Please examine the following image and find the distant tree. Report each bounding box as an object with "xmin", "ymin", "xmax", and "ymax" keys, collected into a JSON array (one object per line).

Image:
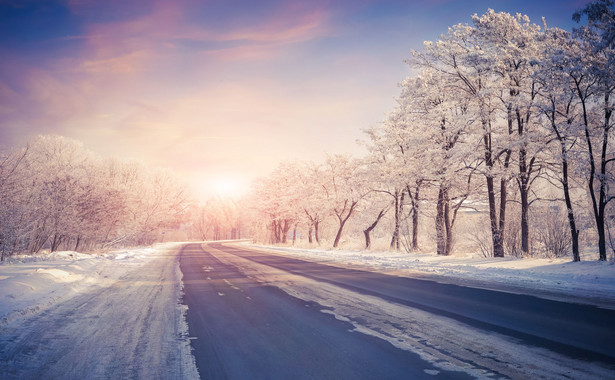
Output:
[
  {"xmin": 250, "ymin": 162, "xmax": 303, "ymax": 244},
  {"xmin": 322, "ymin": 155, "xmax": 368, "ymax": 248},
  {"xmin": 297, "ymin": 162, "xmax": 329, "ymax": 245},
  {"xmin": 0, "ymin": 146, "xmax": 29, "ymax": 260}
]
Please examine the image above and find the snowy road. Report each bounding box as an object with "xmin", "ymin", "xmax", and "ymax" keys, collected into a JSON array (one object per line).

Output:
[
  {"xmin": 1, "ymin": 243, "xmax": 614, "ymax": 379},
  {"xmin": 185, "ymin": 242, "xmax": 615, "ymax": 379}
]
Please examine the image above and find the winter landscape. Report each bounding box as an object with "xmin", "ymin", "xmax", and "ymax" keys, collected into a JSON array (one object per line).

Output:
[{"xmin": 1, "ymin": 0, "xmax": 615, "ymax": 379}]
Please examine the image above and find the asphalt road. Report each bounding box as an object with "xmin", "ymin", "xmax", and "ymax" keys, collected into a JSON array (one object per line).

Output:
[
  {"xmin": 179, "ymin": 243, "xmax": 472, "ymax": 380},
  {"xmin": 179, "ymin": 242, "xmax": 615, "ymax": 379}
]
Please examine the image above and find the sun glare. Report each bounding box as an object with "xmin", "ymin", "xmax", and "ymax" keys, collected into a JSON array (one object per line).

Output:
[{"xmin": 213, "ymin": 178, "xmax": 241, "ymax": 197}]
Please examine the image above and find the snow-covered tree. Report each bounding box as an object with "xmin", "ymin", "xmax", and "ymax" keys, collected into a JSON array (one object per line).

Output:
[
  {"xmin": 410, "ymin": 17, "xmax": 509, "ymax": 256},
  {"xmin": 571, "ymin": 0, "xmax": 615, "ymax": 261},
  {"xmin": 250, "ymin": 162, "xmax": 304, "ymax": 244},
  {"xmin": 322, "ymin": 155, "xmax": 369, "ymax": 248},
  {"xmin": 535, "ymin": 26, "xmax": 585, "ymax": 261}
]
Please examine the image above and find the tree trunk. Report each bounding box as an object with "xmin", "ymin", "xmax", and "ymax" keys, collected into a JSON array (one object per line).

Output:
[
  {"xmin": 444, "ymin": 196, "xmax": 453, "ymax": 255},
  {"xmin": 576, "ymin": 84, "xmax": 610, "ymax": 261},
  {"xmin": 484, "ymin": 127, "xmax": 506, "ymax": 258},
  {"xmin": 412, "ymin": 209, "xmax": 419, "ymax": 250},
  {"xmin": 292, "ymin": 223, "xmax": 298, "ymax": 246},
  {"xmin": 333, "ymin": 201, "xmax": 358, "ymax": 248},
  {"xmin": 390, "ymin": 190, "xmax": 404, "ymax": 250},
  {"xmin": 364, "ymin": 208, "xmax": 388, "ymax": 250},
  {"xmin": 281, "ymin": 220, "xmax": 291, "ymax": 244},
  {"xmin": 436, "ymin": 185, "xmax": 446, "ymax": 255},
  {"xmin": 333, "ymin": 217, "xmax": 346, "ymax": 248},
  {"xmin": 486, "ymin": 175, "xmax": 504, "ymax": 258},
  {"xmin": 51, "ymin": 233, "xmax": 63, "ymax": 252},
  {"xmin": 519, "ymin": 148, "xmax": 530, "ymax": 256},
  {"xmin": 552, "ymin": 115, "xmax": 581, "ymax": 261},
  {"xmin": 407, "ymin": 183, "xmax": 421, "ymax": 251}
]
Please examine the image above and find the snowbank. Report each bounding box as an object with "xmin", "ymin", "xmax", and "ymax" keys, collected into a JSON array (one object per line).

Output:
[
  {"xmin": 245, "ymin": 244, "xmax": 615, "ymax": 309},
  {"xmin": 0, "ymin": 243, "xmax": 178, "ymax": 325}
]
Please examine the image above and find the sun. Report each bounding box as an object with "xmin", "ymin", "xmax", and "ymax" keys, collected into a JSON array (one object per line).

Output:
[{"xmin": 213, "ymin": 178, "xmax": 241, "ymax": 197}]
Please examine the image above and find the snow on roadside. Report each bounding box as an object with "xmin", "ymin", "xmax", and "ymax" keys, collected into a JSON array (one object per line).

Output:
[
  {"xmin": 0, "ymin": 242, "xmax": 200, "ymax": 379},
  {"xmin": 0, "ymin": 243, "xmax": 175, "ymax": 325},
  {"xmin": 245, "ymin": 243, "xmax": 615, "ymax": 308}
]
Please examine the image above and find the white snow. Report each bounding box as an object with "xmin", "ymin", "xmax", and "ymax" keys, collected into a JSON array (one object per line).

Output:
[
  {"xmin": 1, "ymin": 247, "xmax": 151, "ymax": 325},
  {"xmin": 0, "ymin": 243, "xmax": 199, "ymax": 379},
  {"xmin": 245, "ymin": 243, "xmax": 615, "ymax": 309}
]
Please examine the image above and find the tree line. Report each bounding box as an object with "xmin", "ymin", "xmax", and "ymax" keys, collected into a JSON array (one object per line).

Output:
[
  {"xmin": 246, "ymin": 2, "xmax": 615, "ymax": 261},
  {"xmin": 0, "ymin": 135, "xmax": 189, "ymax": 261}
]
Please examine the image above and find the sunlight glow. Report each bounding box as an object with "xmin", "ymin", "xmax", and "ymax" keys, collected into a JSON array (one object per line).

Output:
[{"xmin": 213, "ymin": 178, "xmax": 242, "ymax": 197}]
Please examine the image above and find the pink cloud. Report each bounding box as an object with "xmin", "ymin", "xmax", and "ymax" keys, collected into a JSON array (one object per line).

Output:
[
  {"xmin": 78, "ymin": 50, "xmax": 151, "ymax": 74},
  {"xmin": 63, "ymin": 0, "xmax": 334, "ymax": 74},
  {"xmin": 224, "ymin": 7, "xmax": 331, "ymax": 44}
]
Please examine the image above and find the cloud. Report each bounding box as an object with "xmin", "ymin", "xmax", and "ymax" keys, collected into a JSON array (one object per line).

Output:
[
  {"xmin": 63, "ymin": 0, "xmax": 334, "ymax": 74},
  {"xmin": 77, "ymin": 50, "xmax": 150, "ymax": 74}
]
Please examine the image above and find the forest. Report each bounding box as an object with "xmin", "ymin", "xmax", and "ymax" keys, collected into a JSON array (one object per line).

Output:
[
  {"xmin": 0, "ymin": 2, "xmax": 613, "ymax": 262},
  {"xmin": 0, "ymin": 135, "xmax": 189, "ymax": 261}
]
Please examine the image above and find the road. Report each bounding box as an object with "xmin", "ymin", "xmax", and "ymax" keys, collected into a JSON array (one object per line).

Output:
[
  {"xmin": 181, "ymin": 242, "xmax": 615, "ymax": 379},
  {"xmin": 1, "ymin": 243, "xmax": 613, "ymax": 379}
]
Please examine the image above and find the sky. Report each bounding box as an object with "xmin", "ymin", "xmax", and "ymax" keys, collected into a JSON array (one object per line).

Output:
[{"xmin": 0, "ymin": 0, "xmax": 593, "ymax": 201}]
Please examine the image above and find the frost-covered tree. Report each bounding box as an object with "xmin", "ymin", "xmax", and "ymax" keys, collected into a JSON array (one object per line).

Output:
[
  {"xmin": 364, "ymin": 111, "xmax": 410, "ymax": 251},
  {"xmin": 190, "ymin": 197, "xmax": 242, "ymax": 241},
  {"xmin": 322, "ymin": 155, "xmax": 368, "ymax": 248},
  {"xmin": 0, "ymin": 135, "xmax": 190, "ymax": 255},
  {"xmin": 571, "ymin": 0, "xmax": 615, "ymax": 261},
  {"xmin": 411, "ymin": 18, "xmax": 509, "ymax": 257},
  {"xmin": 250, "ymin": 162, "xmax": 304, "ymax": 244},
  {"xmin": 365, "ymin": 102, "xmax": 430, "ymax": 251},
  {"xmin": 0, "ymin": 146, "xmax": 30, "ymax": 260},
  {"xmin": 296, "ymin": 161, "xmax": 329, "ymax": 245},
  {"xmin": 472, "ymin": 11, "xmax": 550, "ymax": 256},
  {"xmin": 397, "ymin": 72, "xmax": 478, "ymax": 255},
  {"xmin": 535, "ymin": 26, "xmax": 585, "ymax": 261}
]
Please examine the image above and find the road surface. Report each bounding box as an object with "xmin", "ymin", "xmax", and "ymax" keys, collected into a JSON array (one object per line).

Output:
[
  {"xmin": 181, "ymin": 242, "xmax": 615, "ymax": 379},
  {"xmin": 1, "ymin": 242, "xmax": 613, "ymax": 379},
  {"xmin": 180, "ymin": 243, "xmax": 472, "ymax": 379}
]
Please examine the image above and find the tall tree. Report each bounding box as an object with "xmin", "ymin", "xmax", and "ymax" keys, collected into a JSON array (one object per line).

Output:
[
  {"xmin": 536, "ymin": 26, "xmax": 583, "ymax": 261},
  {"xmin": 572, "ymin": 0, "xmax": 615, "ymax": 260},
  {"xmin": 473, "ymin": 10, "xmax": 549, "ymax": 256},
  {"xmin": 411, "ymin": 18, "xmax": 508, "ymax": 257}
]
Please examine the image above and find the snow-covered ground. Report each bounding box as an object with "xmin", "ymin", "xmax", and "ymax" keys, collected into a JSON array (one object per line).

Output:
[
  {"xmin": 246, "ymin": 243, "xmax": 615, "ymax": 309},
  {"xmin": 0, "ymin": 243, "xmax": 199, "ymax": 379}
]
